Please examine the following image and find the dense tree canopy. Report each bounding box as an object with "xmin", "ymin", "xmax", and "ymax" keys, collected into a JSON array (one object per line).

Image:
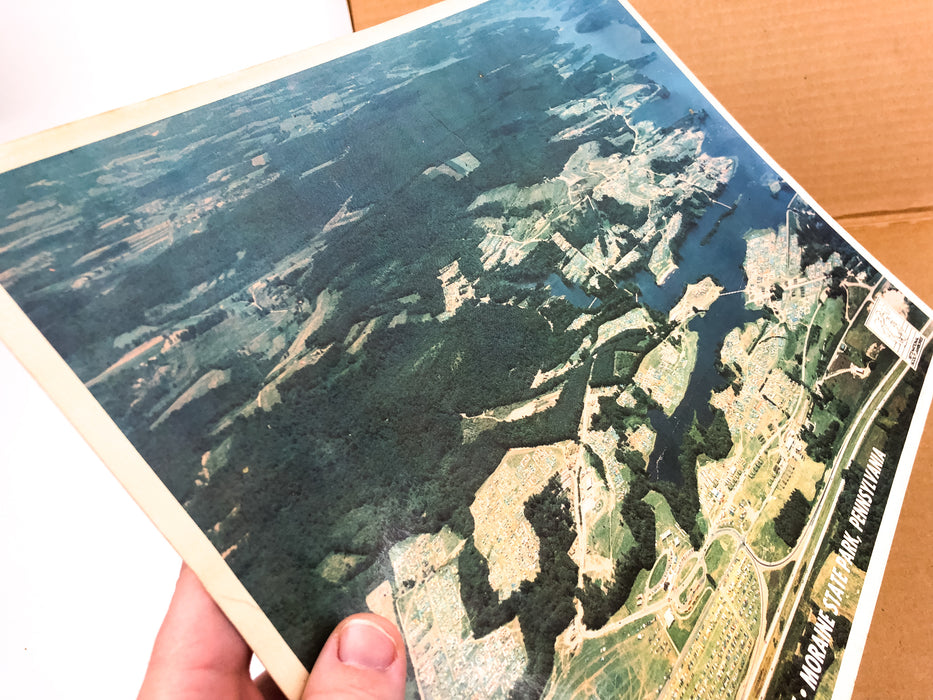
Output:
[{"xmin": 774, "ymin": 489, "xmax": 811, "ymax": 547}]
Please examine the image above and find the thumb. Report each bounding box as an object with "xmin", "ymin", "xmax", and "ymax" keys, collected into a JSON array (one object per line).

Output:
[{"xmin": 302, "ymin": 613, "xmax": 407, "ymax": 700}]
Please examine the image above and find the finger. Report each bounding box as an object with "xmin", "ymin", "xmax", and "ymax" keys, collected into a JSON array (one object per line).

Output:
[
  {"xmin": 302, "ymin": 613, "xmax": 407, "ymax": 700},
  {"xmin": 254, "ymin": 671, "xmax": 289, "ymax": 700},
  {"xmin": 138, "ymin": 563, "xmax": 259, "ymax": 699}
]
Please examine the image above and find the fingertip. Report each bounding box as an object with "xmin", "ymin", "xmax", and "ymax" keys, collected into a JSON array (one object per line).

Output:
[
  {"xmin": 303, "ymin": 614, "xmax": 407, "ymax": 700},
  {"xmin": 337, "ymin": 616, "xmax": 400, "ymax": 670}
]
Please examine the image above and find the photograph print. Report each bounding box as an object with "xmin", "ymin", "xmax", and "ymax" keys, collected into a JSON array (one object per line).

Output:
[{"xmin": 1, "ymin": 0, "xmax": 931, "ymax": 698}]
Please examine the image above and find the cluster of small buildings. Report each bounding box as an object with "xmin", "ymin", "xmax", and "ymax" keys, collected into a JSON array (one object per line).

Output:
[
  {"xmin": 392, "ymin": 531, "xmax": 529, "ymax": 698},
  {"xmin": 743, "ymin": 222, "xmax": 842, "ymax": 327},
  {"xmin": 667, "ymin": 553, "xmax": 759, "ymax": 699},
  {"xmin": 761, "ymin": 369, "xmax": 799, "ymax": 415},
  {"xmin": 712, "ymin": 328, "xmax": 787, "ymax": 437},
  {"xmin": 744, "ymin": 225, "xmax": 800, "ymax": 308},
  {"xmin": 634, "ymin": 331, "xmax": 693, "ymax": 414},
  {"xmin": 779, "ymin": 276, "xmax": 825, "ymax": 326},
  {"xmin": 698, "ymin": 461, "xmax": 732, "ymax": 523},
  {"xmin": 470, "ymin": 445, "xmax": 572, "ymax": 598}
]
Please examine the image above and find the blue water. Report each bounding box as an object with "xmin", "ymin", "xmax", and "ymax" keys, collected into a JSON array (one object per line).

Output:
[
  {"xmin": 632, "ymin": 160, "xmax": 789, "ymax": 481},
  {"xmin": 541, "ymin": 4, "xmax": 794, "ymax": 482},
  {"xmin": 547, "ymin": 273, "xmax": 601, "ymax": 309},
  {"xmin": 632, "ymin": 158, "xmax": 790, "ymax": 481},
  {"xmin": 647, "ymin": 295, "xmax": 763, "ymax": 480}
]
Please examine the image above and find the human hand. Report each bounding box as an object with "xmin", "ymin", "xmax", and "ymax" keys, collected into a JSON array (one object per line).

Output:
[{"xmin": 138, "ymin": 564, "xmax": 407, "ymax": 700}]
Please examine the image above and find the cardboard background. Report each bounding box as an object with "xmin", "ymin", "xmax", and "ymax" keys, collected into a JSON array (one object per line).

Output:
[{"xmin": 345, "ymin": 1, "xmax": 933, "ymax": 696}]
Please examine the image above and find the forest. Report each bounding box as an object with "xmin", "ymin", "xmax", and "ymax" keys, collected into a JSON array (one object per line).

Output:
[
  {"xmin": 576, "ymin": 469, "xmax": 656, "ymax": 630},
  {"xmin": 458, "ymin": 476, "xmax": 579, "ymax": 699},
  {"xmin": 773, "ymin": 489, "xmax": 811, "ymax": 548},
  {"xmin": 108, "ymin": 18, "xmax": 665, "ymax": 666},
  {"xmin": 656, "ymin": 408, "xmax": 732, "ymax": 549}
]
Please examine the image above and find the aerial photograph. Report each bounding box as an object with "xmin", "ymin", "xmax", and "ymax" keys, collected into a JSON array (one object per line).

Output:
[{"xmin": 0, "ymin": 0, "xmax": 930, "ymax": 697}]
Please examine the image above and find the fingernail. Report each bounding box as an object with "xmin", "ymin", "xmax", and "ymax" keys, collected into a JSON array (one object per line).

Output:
[{"xmin": 337, "ymin": 619, "xmax": 398, "ymax": 670}]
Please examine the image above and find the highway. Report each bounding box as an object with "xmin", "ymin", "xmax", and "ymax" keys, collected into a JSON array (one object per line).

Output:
[{"xmin": 659, "ymin": 283, "xmax": 929, "ymax": 699}]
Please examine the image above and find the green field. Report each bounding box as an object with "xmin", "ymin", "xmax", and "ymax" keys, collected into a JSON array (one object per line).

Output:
[
  {"xmin": 855, "ymin": 424, "xmax": 888, "ymax": 466},
  {"xmin": 748, "ymin": 517, "xmax": 790, "ymax": 563},
  {"xmin": 642, "ymin": 490, "xmax": 679, "ymax": 541},
  {"xmin": 736, "ymin": 449, "xmax": 780, "ymax": 521},
  {"xmin": 676, "ymin": 564, "xmax": 704, "ymax": 606},
  {"xmin": 591, "ymin": 499, "xmax": 633, "ymax": 561},
  {"xmin": 764, "ymin": 563, "xmax": 792, "ymax": 627},
  {"xmin": 811, "ymin": 405, "xmax": 841, "ymax": 434},
  {"xmin": 548, "ymin": 614, "xmax": 676, "ymax": 700},
  {"xmin": 843, "ymin": 285, "xmax": 870, "ymax": 321},
  {"xmin": 842, "ymin": 321, "xmax": 876, "ymax": 356},
  {"xmin": 621, "ymin": 569, "xmax": 651, "ymax": 617},
  {"xmin": 825, "ymin": 369, "xmax": 868, "ymax": 406},
  {"xmin": 781, "ymin": 326, "xmax": 801, "ymax": 361},
  {"xmin": 669, "ymin": 586, "xmax": 713, "ymax": 651},
  {"xmin": 673, "ymin": 552, "xmax": 700, "ymax": 593},
  {"xmin": 804, "ymin": 296, "xmax": 846, "ymax": 385},
  {"xmin": 649, "ymin": 553, "xmax": 668, "ymax": 588},
  {"xmin": 704, "ymin": 534, "xmax": 737, "ymax": 585}
]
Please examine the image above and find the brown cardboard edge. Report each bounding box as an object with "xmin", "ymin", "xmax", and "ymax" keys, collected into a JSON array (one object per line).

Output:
[
  {"xmin": 349, "ymin": 0, "xmax": 441, "ymax": 29},
  {"xmin": 1, "ymin": 0, "xmax": 931, "ymax": 697},
  {"xmin": 0, "ymin": 0, "xmax": 486, "ymax": 173}
]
